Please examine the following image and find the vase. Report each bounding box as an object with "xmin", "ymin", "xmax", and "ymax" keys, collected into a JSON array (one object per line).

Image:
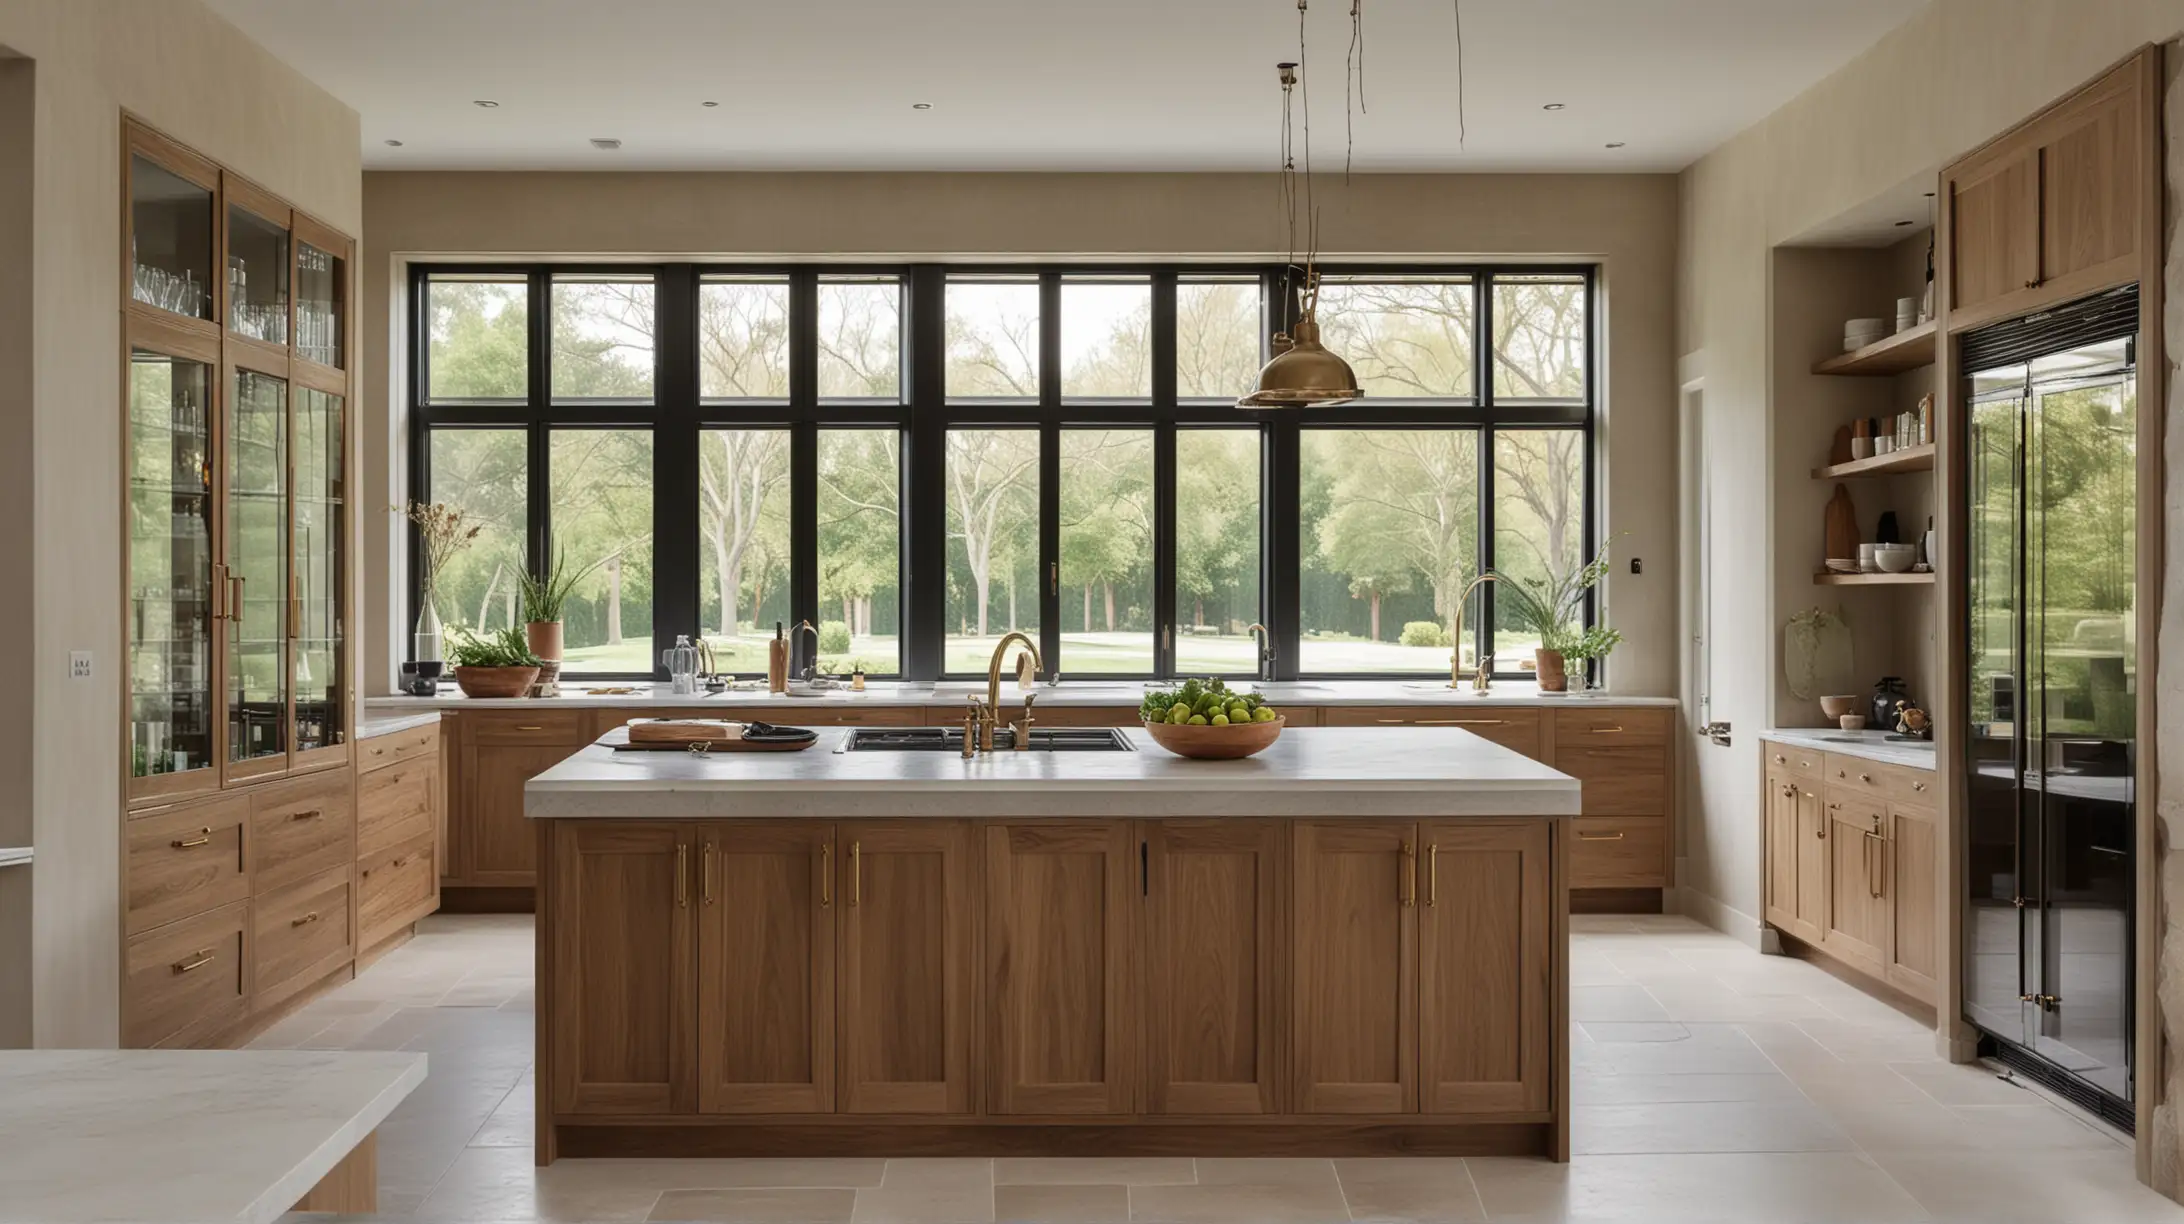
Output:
[
  {"xmin": 413, "ymin": 598, "xmax": 443, "ymax": 664},
  {"xmin": 526, "ymin": 621, "xmax": 564, "ymax": 695},
  {"xmin": 1535, "ymin": 648, "xmax": 1569, "ymax": 692}
]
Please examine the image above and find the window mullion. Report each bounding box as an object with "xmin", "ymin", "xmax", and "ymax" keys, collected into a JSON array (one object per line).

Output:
[
  {"xmin": 789, "ymin": 271, "xmax": 820, "ymax": 674},
  {"xmin": 903, "ymin": 266, "xmax": 947, "ymax": 682},
  {"xmin": 651, "ymin": 265, "xmax": 700, "ymax": 680},
  {"xmin": 1476, "ymin": 272, "xmax": 1498, "ymax": 677},
  {"xmin": 1037, "ymin": 274, "xmax": 1061, "ymax": 674},
  {"xmin": 1151, "ymin": 272, "xmax": 1178, "ymax": 678}
]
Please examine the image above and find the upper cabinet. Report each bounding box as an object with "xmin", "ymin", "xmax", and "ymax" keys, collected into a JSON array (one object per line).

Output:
[
  {"xmin": 1945, "ymin": 49, "xmax": 2157, "ymax": 328},
  {"xmin": 123, "ymin": 120, "xmax": 354, "ymax": 805}
]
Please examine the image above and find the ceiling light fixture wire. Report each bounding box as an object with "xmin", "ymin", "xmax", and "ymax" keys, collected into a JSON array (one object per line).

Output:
[
  {"xmin": 1297, "ymin": 0, "xmax": 1319, "ymax": 281},
  {"xmin": 1345, "ymin": 0, "xmax": 1366, "ymax": 181},
  {"xmin": 1452, "ymin": 0, "xmax": 1467, "ymax": 148}
]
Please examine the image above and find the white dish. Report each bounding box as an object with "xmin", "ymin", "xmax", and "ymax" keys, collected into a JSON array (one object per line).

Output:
[
  {"xmin": 1824, "ymin": 558, "xmax": 1861, "ymax": 574},
  {"xmin": 1874, "ymin": 550, "xmax": 1917, "ymax": 574}
]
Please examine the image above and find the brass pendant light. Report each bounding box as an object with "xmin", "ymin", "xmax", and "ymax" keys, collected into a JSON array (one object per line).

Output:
[{"xmin": 1238, "ymin": 6, "xmax": 1362, "ymax": 409}]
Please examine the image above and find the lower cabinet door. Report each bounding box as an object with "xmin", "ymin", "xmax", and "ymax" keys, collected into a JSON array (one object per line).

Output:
[
  {"xmin": 1418, "ymin": 821, "xmax": 1553, "ymax": 1114},
  {"xmin": 1886, "ymin": 803, "xmax": 1939, "ymax": 1003},
  {"xmin": 1292, "ymin": 821, "xmax": 1417, "ymax": 1114},
  {"xmin": 837, "ymin": 821, "xmax": 975, "ymax": 1115},
  {"xmin": 548, "ymin": 822, "xmax": 696, "ymax": 1116},
  {"xmin": 1144, "ymin": 820, "xmax": 1284, "ymax": 1115},
  {"xmin": 985, "ymin": 821, "xmax": 1137, "ymax": 1115},
  {"xmin": 1793, "ymin": 785, "xmax": 1830, "ymax": 943},
  {"xmin": 697, "ymin": 822, "xmax": 835, "ymax": 1114},
  {"xmin": 1822, "ymin": 798, "xmax": 1888, "ymax": 973},
  {"xmin": 468, "ymin": 743, "xmax": 581, "ymax": 887},
  {"xmin": 1763, "ymin": 773, "xmax": 1800, "ymax": 931}
]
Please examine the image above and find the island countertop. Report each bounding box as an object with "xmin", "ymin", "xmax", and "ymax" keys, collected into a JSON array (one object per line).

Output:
[{"xmin": 526, "ymin": 724, "xmax": 1580, "ymax": 819}]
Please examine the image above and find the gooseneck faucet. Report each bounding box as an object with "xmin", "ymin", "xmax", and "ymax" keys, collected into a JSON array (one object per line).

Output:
[
  {"xmin": 793, "ymin": 619, "xmax": 821, "ymax": 682},
  {"xmin": 980, "ymin": 631, "xmax": 1044, "ymax": 753},
  {"xmin": 1449, "ymin": 574, "xmax": 1497, "ymax": 691},
  {"xmin": 1246, "ymin": 622, "xmax": 1275, "ymax": 682}
]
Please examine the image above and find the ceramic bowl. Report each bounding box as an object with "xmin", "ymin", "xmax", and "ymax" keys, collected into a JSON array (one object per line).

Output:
[
  {"xmin": 1874, "ymin": 545, "xmax": 1917, "ymax": 573},
  {"xmin": 1141, "ymin": 715, "xmax": 1285, "ymax": 760},
  {"xmin": 1819, "ymin": 694, "xmax": 1861, "ymax": 719},
  {"xmin": 1838, "ymin": 714, "xmax": 1868, "ymax": 731}
]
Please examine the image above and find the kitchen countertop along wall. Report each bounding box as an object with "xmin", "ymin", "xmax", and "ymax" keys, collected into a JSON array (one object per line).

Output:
[
  {"xmin": 1762, "ymin": 727, "xmax": 1935, "ymax": 772},
  {"xmin": 366, "ymin": 680, "xmax": 1681, "ymax": 713}
]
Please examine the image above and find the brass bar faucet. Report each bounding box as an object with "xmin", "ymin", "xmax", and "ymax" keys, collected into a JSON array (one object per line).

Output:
[
  {"xmin": 793, "ymin": 619, "xmax": 821, "ymax": 682},
  {"xmin": 981, "ymin": 631, "xmax": 1043, "ymax": 753},
  {"xmin": 1245, "ymin": 622, "xmax": 1275, "ymax": 682},
  {"xmin": 1449, "ymin": 574, "xmax": 1497, "ymax": 691}
]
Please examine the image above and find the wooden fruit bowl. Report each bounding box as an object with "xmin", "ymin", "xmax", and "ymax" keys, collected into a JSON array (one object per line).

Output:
[
  {"xmin": 1141, "ymin": 715, "xmax": 1285, "ymax": 760},
  {"xmin": 453, "ymin": 665, "xmax": 541, "ymax": 699}
]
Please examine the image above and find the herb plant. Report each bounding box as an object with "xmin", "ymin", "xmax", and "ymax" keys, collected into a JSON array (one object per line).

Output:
[
  {"xmin": 447, "ymin": 626, "xmax": 545, "ymax": 669},
  {"xmin": 517, "ymin": 549, "xmax": 605, "ymax": 624}
]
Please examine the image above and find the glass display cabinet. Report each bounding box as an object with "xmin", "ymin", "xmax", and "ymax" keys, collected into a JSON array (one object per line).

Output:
[{"xmin": 122, "ymin": 121, "xmax": 354, "ymax": 804}]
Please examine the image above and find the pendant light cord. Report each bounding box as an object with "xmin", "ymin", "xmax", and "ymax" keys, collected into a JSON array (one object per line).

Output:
[
  {"xmin": 1298, "ymin": 0, "xmax": 1318, "ymax": 307},
  {"xmin": 1345, "ymin": 0, "xmax": 1365, "ymax": 181},
  {"xmin": 1452, "ymin": 0, "xmax": 1467, "ymax": 148}
]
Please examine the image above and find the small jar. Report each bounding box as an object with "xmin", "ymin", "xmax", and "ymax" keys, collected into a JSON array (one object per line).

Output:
[{"xmin": 851, "ymin": 669, "xmax": 867, "ymax": 693}]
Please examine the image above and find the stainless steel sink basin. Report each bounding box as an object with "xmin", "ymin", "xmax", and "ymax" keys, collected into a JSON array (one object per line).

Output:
[{"xmin": 839, "ymin": 727, "xmax": 1135, "ymax": 753}]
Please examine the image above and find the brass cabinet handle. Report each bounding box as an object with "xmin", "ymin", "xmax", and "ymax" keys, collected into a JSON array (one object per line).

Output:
[
  {"xmin": 515, "ymin": 724, "xmax": 544, "ymax": 732},
  {"xmin": 676, "ymin": 843, "xmax": 689, "ymax": 908},
  {"xmin": 1400, "ymin": 841, "xmax": 1416, "ymax": 907},
  {"xmin": 2025, "ymin": 278, "xmax": 2043, "ymax": 290},
  {"xmin": 229, "ymin": 574, "xmax": 245, "ymax": 618},
  {"xmin": 1426, "ymin": 843, "xmax": 1438, "ymax": 907},
  {"xmin": 1416, "ymin": 718, "xmax": 1507, "ymax": 726},
  {"xmin": 172, "ymin": 949, "xmax": 215, "ymax": 974},
  {"xmin": 820, "ymin": 843, "xmax": 832, "ymax": 907},
  {"xmin": 290, "ymin": 808, "xmax": 323, "ymax": 822},
  {"xmin": 1773, "ymin": 753, "xmax": 1786, "ymax": 764},
  {"xmin": 291, "ymin": 911, "xmax": 320, "ymax": 927},
  {"xmin": 170, "ymin": 827, "xmax": 214, "ymax": 849},
  {"xmin": 370, "ymin": 746, "xmax": 386, "ymax": 756},
  {"xmin": 1800, "ymin": 759, "xmax": 1814, "ymax": 769},
  {"xmin": 1859, "ymin": 773, "xmax": 1873, "ymax": 784},
  {"xmin": 849, "ymin": 840, "xmax": 861, "ymax": 907},
  {"xmin": 1864, "ymin": 827, "xmax": 1886, "ymax": 898},
  {"xmin": 701, "ymin": 841, "xmax": 715, "ymax": 905},
  {"xmin": 1827, "ymin": 802, "xmax": 1841, "ymax": 811},
  {"xmin": 1577, "ymin": 831, "xmax": 1626, "ymax": 842},
  {"xmin": 1375, "ymin": 719, "xmax": 1411, "ymax": 725},
  {"xmin": 1912, "ymin": 780, "xmax": 1927, "ymax": 792},
  {"xmin": 390, "ymin": 855, "xmax": 410, "ymax": 869},
  {"xmin": 209, "ymin": 563, "xmax": 225, "ymax": 620},
  {"xmin": 1588, "ymin": 725, "xmax": 1624, "ymax": 734}
]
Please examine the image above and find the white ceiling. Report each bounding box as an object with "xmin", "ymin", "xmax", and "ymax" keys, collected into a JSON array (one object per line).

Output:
[{"xmin": 205, "ymin": 0, "xmax": 1926, "ymax": 173}]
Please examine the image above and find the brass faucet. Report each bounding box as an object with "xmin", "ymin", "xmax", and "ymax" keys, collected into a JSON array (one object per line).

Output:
[
  {"xmin": 1449, "ymin": 574, "xmax": 1497, "ymax": 691},
  {"xmin": 1245, "ymin": 622, "xmax": 1275, "ymax": 682},
  {"xmin": 694, "ymin": 638, "xmax": 720, "ymax": 688},
  {"xmin": 792, "ymin": 619, "xmax": 821, "ymax": 682},
  {"xmin": 981, "ymin": 631, "xmax": 1043, "ymax": 753}
]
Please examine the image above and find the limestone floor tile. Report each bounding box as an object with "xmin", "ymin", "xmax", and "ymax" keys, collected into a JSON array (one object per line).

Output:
[
  {"xmin": 1573, "ymin": 1024, "xmax": 1777, "ymax": 1077},
  {"xmin": 993, "ymin": 1183, "xmax": 1131, "ymax": 1224},
  {"xmin": 1781, "ymin": 1059, "xmax": 1930, "ymax": 1106},
  {"xmin": 1578, "ymin": 1022, "xmax": 1689, "ymax": 1043},
  {"xmin": 1573, "ymin": 1101, "xmax": 1855, "ymax": 1155},
  {"xmin": 1191, "ymin": 1158, "xmax": 1340, "ymax": 1187},
  {"xmin": 1126, "ymin": 1180, "xmax": 1350, "ymax": 1224},
  {"xmin": 1891, "ymin": 1061, "xmax": 2046, "ymax": 1106},
  {"xmin": 410, "ymin": 1145, "xmax": 666, "ymax": 1223},
  {"xmin": 469, "ymin": 1081, "xmax": 536, "ymax": 1147},
  {"xmin": 642, "ymin": 1160, "xmax": 888, "ymax": 1188},
  {"xmin": 851, "ymin": 1159, "xmax": 994, "ymax": 1224},
  {"xmin": 1568, "ymin": 985, "xmax": 1672, "ymax": 1023},
  {"xmin": 1333, "ymin": 1157, "xmax": 1486, "ymax": 1223},
  {"xmin": 1872, "ymin": 1148, "xmax": 2184, "ymax": 1223},
  {"xmin": 1640, "ymin": 982, "xmax": 1838, "ymax": 1023},
  {"xmin": 1572, "ymin": 1071, "xmax": 1807, "ymax": 1106},
  {"xmin": 1467, "ymin": 1151, "xmax": 1929, "ymax": 1224},
  {"xmin": 994, "ymin": 1159, "xmax": 1195, "ymax": 1186},
  {"xmin": 651, "ymin": 1187, "xmax": 858, "ymax": 1223}
]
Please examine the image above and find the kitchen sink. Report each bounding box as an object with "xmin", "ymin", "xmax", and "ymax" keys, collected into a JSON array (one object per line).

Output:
[{"xmin": 839, "ymin": 726, "xmax": 1135, "ymax": 753}]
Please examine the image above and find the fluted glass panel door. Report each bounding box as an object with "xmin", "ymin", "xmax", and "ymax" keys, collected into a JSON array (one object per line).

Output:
[
  {"xmin": 127, "ymin": 352, "xmax": 216, "ymax": 781},
  {"xmin": 228, "ymin": 368, "xmax": 288, "ymax": 765},
  {"xmin": 294, "ymin": 388, "xmax": 344, "ymax": 752}
]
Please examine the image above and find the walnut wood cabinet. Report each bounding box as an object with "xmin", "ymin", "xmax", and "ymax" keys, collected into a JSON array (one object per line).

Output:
[{"xmin": 537, "ymin": 813, "xmax": 1568, "ymax": 1160}]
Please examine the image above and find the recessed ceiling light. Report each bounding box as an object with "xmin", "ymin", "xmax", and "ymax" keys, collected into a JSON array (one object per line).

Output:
[
  {"xmin": 702, "ymin": 100, "xmax": 719, "ymax": 108},
  {"xmin": 590, "ymin": 138, "xmax": 623, "ymax": 150},
  {"xmin": 1605, "ymin": 142, "xmax": 1625, "ymax": 149},
  {"xmin": 384, "ymin": 139, "xmax": 404, "ymax": 147},
  {"xmin": 473, "ymin": 99, "xmax": 499, "ymax": 108},
  {"xmin": 1542, "ymin": 103, "xmax": 1566, "ymax": 111},
  {"xmin": 911, "ymin": 102, "xmax": 933, "ymax": 110}
]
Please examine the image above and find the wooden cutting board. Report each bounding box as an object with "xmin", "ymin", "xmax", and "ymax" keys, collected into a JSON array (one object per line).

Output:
[
  {"xmin": 619, "ymin": 719, "xmax": 816, "ymax": 752},
  {"xmin": 1824, "ymin": 484, "xmax": 1860, "ymax": 561}
]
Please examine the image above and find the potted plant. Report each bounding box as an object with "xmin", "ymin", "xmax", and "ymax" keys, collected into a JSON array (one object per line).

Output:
[
  {"xmin": 516, "ymin": 550, "xmax": 604, "ymax": 694},
  {"xmin": 1489, "ymin": 540, "xmax": 1620, "ymax": 693},
  {"xmin": 447, "ymin": 626, "xmax": 545, "ymax": 699},
  {"xmin": 397, "ymin": 500, "xmax": 482, "ymax": 665}
]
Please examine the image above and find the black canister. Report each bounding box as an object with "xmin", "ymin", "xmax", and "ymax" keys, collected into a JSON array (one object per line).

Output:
[{"xmin": 1871, "ymin": 676, "xmax": 1909, "ymax": 729}]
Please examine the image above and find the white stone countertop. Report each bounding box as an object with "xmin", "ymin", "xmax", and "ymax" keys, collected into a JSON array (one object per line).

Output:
[
  {"xmin": 0, "ymin": 1049, "xmax": 426, "ymax": 1224},
  {"xmin": 526, "ymin": 725, "xmax": 1581, "ymax": 820},
  {"xmin": 371, "ymin": 679, "xmax": 1678, "ymax": 712},
  {"xmin": 0, "ymin": 846, "xmax": 28, "ymax": 868},
  {"xmin": 357, "ymin": 710, "xmax": 442, "ymax": 740},
  {"xmin": 1763, "ymin": 727, "xmax": 1937, "ymax": 771}
]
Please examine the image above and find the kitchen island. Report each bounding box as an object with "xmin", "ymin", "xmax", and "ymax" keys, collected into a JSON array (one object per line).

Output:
[{"xmin": 526, "ymin": 724, "xmax": 1578, "ymax": 1164}]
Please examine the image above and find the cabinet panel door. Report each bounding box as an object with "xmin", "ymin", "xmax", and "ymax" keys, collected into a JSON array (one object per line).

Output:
[
  {"xmin": 1763, "ymin": 773, "xmax": 1798, "ymax": 932},
  {"xmin": 1887, "ymin": 803, "xmax": 1939, "ymax": 1004},
  {"xmin": 1145, "ymin": 821, "xmax": 1284, "ymax": 1115},
  {"xmin": 699, "ymin": 822, "xmax": 835, "ymax": 1114},
  {"xmin": 2041, "ymin": 74, "xmax": 2141, "ymax": 288},
  {"xmin": 1949, "ymin": 148, "xmax": 2041, "ymax": 318},
  {"xmin": 838, "ymin": 821, "xmax": 975, "ymax": 1115},
  {"xmin": 1793, "ymin": 785, "xmax": 1829, "ymax": 944},
  {"xmin": 986, "ymin": 822, "xmax": 1136, "ymax": 1115},
  {"xmin": 1292, "ymin": 821, "xmax": 1415, "ymax": 1114},
  {"xmin": 467, "ymin": 743, "xmax": 580, "ymax": 886},
  {"xmin": 548, "ymin": 821, "xmax": 695, "ymax": 1116},
  {"xmin": 1822, "ymin": 798, "xmax": 1887, "ymax": 972},
  {"xmin": 1419, "ymin": 821, "xmax": 1552, "ymax": 1115}
]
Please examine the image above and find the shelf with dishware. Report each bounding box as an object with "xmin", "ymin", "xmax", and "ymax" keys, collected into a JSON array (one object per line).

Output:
[
  {"xmin": 1813, "ymin": 571, "xmax": 1935, "ymax": 586},
  {"xmin": 1811, "ymin": 318, "xmax": 1936, "ymax": 377},
  {"xmin": 1811, "ymin": 442, "xmax": 1934, "ymax": 480}
]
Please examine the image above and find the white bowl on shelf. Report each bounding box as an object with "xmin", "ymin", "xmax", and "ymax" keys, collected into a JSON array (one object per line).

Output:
[{"xmin": 1873, "ymin": 545, "xmax": 1918, "ymax": 573}]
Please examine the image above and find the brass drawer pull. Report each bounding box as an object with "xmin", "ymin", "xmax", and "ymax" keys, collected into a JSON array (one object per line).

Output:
[
  {"xmin": 1911, "ymin": 781, "xmax": 1927, "ymax": 792},
  {"xmin": 1577, "ymin": 831, "xmax": 1626, "ymax": 842},
  {"xmin": 820, "ymin": 843, "xmax": 832, "ymax": 908},
  {"xmin": 1375, "ymin": 719, "xmax": 1412, "ymax": 725},
  {"xmin": 1859, "ymin": 773, "xmax": 1873, "ymax": 784},
  {"xmin": 514, "ymin": 724, "xmax": 545, "ymax": 732},
  {"xmin": 390, "ymin": 855, "xmax": 410, "ymax": 869},
  {"xmin": 1800, "ymin": 759, "xmax": 1814, "ymax": 769},
  {"xmin": 850, "ymin": 840, "xmax": 862, "ymax": 907},
  {"xmin": 291, "ymin": 911, "xmax": 320, "ymax": 927},
  {"xmin": 172, "ymin": 949, "xmax": 216, "ymax": 975},
  {"xmin": 701, "ymin": 841, "xmax": 715, "ymax": 905},
  {"xmin": 1417, "ymin": 718, "xmax": 1506, "ymax": 726},
  {"xmin": 676, "ymin": 843, "xmax": 689, "ymax": 908},
  {"xmin": 370, "ymin": 746, "xmax": 386, "ymax": 756},
  {"xmin": 1426, "ymin": 842, "xmax": 1438, "ymax": 907},
  {"xmin": 170, "ymin": 828, "xmax": 214, "ymax": 849},
  {"xmin": 1400, "ymin": 841, "xmax": 1416, "ymax": 907},
  {"xmin": 1588, "ymin": 725, "xmax": 1624, "ymax": 734},
  {"xmin": 1773, "ymin": 753, "xmax": 1786, "ymax": 765},
  {"xmin": 290, "ymin": 808, "xmax": 324, "ymax": 822}
]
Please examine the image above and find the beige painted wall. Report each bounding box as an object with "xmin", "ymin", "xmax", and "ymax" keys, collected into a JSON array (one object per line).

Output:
[
  {"xmin": 0, "ymin": 0, "xmax": 359, "ymax": 1046},
  {"xmin": 360, "ymin": 171, "xmax": 1681, "ymax": 702}
]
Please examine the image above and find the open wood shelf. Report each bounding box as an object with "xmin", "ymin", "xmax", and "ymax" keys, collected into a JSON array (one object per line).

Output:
[
  {"xmin": 1812, "ymin": 320, "xmax": 1936, "ymax": 376},
  {"xmin": 1813, "ymin": 571, "xmax": 1936, "ymax": 586},
  {"xmin": 1812, "ymin": 443, "xmax": 1935, "ymax": 480}
]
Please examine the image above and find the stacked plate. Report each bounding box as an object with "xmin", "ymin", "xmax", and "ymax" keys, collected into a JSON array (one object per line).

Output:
[{"xmin": 1843, "ymin": 317, "xmax": 1886, "ymax": 351}]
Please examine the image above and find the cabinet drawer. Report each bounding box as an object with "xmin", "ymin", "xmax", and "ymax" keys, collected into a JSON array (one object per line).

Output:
[
  {"xmin": 125, "ymin": 899, "xmax": 248, "ymax": 1048},
  {"xmin": 1570, "ymin": 817, "xmax": 1666, "ymax": 888},
  {"xmin": 358, "ymin": 724, "xmax": 438, "ymax": 774},
  {"xmin": 472, "ymin": 710, "xmax": 591, "ymax": 745},
  {"xmin": 1764, "ymin": 741, "xmax": 1826, "ymax": 782},
  {"xmin": 254, "ymin": 864, "xmax": 354, "ymax": 1005},
  {"xmin": 1823, "ymin": 754, "xmax": 1936, "ymax": 808},
  {"xmin": 126, "ymin": 796, "xmax": 250, "ymax": 936},
  {"xmin": 358, "ymin": 754, "xmax": 436, "ymax": 860},
  {"xmin": 1552, "ymin": 711, "xmax": 1671, "ymax": 816},
  {"xmin": 1324, "ymin": 707, "xmax": 1543, "ymax": 759},
  {"xmin": 251, "ymin": 772, "xmax": 355, "ymax": 893},
  {"xmin": 360, "ymin": 832, "xmax": 436, "ymax": 945}
]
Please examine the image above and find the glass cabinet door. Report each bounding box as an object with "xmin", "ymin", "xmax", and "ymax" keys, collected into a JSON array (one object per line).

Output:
[
  {"xmin": 293, "ymin": 387, "xmax": 345, "ymax": 752},
  {"xmin": 228, "ymin": 368, "xmax": 289, "ymax": 767},
  {"xmin": 295, "ymin": 241, "xmax": 345, "ymax": 368},
  {"xmin": 127, "ymin": 352, "xmax": 216, "ymax": 782},
  {"xmin": 130, "ymin": 157, "xmax": 214, "ymax": 321},
  {"xmin": 227, "ymin": 205, "xmax": 290, "ymax": 344}
]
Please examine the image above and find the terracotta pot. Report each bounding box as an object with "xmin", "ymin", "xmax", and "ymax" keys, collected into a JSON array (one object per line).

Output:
[
  {"xmin": 1140, "ymin": 715, "xmax": 1285, "ymax": 760},
  {"xmin": 525, "ymin": 621, "xmax": 564, "ymax": 661},
  {"xmin": 1534, "ymin": 649, "xmax": 1569, "ymax": 692},
  {"xmin": 453, "ymin": 665, "xmax": 541, "ymax": 699}
]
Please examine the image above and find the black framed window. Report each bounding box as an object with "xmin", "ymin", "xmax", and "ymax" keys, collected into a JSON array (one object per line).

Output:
[{"xmin": 409, "ymin": 263, "xmax": 1596, "ymax": 682}]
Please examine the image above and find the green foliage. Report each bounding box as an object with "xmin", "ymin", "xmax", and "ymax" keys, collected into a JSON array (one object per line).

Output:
[
  {"xmin": 1399, "ymin": 621, "xmax": 1448, "ymax": 648},
  {"xmin": 1139, "ymin": 677, "xmax": 1269, "ymax": 724},
  {"xmin": 518, "ymin": 548, "xmax": 606, "ymax": 624},
  {"xmin": 1490, "ymin": 536, "xmax": 1619, "ymax": 656},
  {"xmin": 448, "ymin": 626, "xmax": 543, "ymax": 669},
  {"xmin": 818, "ymin": 620, "xmax": 852, "ymax": 655},
  {"xmin": 1563, "ymin": 625, "xmax": 1625, "ymax": 662}
]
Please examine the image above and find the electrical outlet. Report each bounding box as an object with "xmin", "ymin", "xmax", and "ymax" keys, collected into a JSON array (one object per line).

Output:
[
  {"xmin": 69, "ymin": 651, "xmax": 93, "ymax": 680},
  {"xmin": 1630, "ymin": 558, "xmax": 1643, "ymax": 575}
]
